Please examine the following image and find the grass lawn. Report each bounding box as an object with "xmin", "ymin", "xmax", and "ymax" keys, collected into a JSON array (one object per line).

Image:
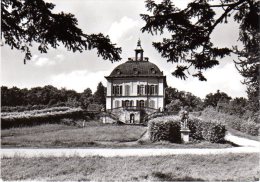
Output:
[
  {"xmin": 1, "ymin": 153, "xmax": 259, "ymax": 181},
  {"xmin": 1, "ymin": 121, "xmax": 146, "ymax": 148},
  {"xmin": 1, "ymin": 121, "xmax": 234, "ymax": 148}
]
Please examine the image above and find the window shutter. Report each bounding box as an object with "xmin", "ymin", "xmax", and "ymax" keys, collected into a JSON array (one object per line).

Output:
[
  {"xmin": 120, "ymin": 86, "xmax": 122, "ymax": 95},
  {"xmin": 155, "ymin": 85, "xmax": 158, "ymax": 95},
  {"xmin": 137, "ymin": 85, "xmax": 140, "ymax": 95},
  {"xmin": 145, "ymin": 100, "xmax": 148, "ymax": 107},
  {"xmin": 136, "ymin": 100, "xmax": 139, "ymax": 107},
  {"xmin": 122, "ymin": 100, "xmax": 125, "ymax": 107},
  {"xmin": 112, "ymin": 86, "xmax": 115, "ymax": 95},
  {"xmin": 145, "ymin": 85, "xmax": 147, "ymax": 95}
]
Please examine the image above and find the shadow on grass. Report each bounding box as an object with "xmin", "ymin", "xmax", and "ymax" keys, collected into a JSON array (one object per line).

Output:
[{"xmin": 151, "ymin": 171, "xmax": 204, "ymax": 181}]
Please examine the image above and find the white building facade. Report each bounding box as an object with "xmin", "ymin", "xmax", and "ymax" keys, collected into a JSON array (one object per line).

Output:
[{"xmin": 105, "ymin": 41, "xmax": 167, "ymax": 124}]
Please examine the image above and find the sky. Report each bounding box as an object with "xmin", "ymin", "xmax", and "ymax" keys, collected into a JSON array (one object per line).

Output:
[{"xmin": 1, "ymin": 0, "xmax": 247, "ymax": 99}]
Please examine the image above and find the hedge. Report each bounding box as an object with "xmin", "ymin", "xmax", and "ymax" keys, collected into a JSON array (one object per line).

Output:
[
  {"xmin": 1, "ymin": 107, "xmax": 85, "ymax": 129},
  {"xmin": 148, "ymin": 115, "xmax": 226, "ymax": 143},
  {"xmin": 199, "ymin": 107, "xmax": 259, "ymax": 136},
  {"xmin": 188, "ymin": 116, "xmax": 226, "ymax": 143},
  {"xmin": 148, "ymin": 116, "xmax": 181, "ymax": 143}
]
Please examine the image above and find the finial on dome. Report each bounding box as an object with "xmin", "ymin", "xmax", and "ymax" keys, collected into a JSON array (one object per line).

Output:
[
  {"xmin": 136, "ymin": 38, "xmax": 143, "ymax": 50},
  {"xmin": 135, "ymin": 39, "xmax": 144, "ymax": 61},
  {"xmin": 137, "ymin": 39, "xmax": 141, "ymax": 46}
]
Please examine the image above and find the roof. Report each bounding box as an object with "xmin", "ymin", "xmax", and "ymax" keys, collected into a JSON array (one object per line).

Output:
[{"xmin": 106, "ymin": 60, "xmax": 164, "ymax": 78}]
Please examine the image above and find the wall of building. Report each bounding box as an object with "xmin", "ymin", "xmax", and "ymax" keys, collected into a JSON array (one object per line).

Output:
[{"xmin": 106, "ymin": 77, "xmax": 165, "ymax": 110}]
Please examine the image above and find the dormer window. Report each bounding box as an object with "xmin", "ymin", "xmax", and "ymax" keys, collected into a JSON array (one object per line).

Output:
[
  {"xmin": 133, "ymin": 68, "xmax": 138, "ymax": 75},
  {"xmin": 116, "ymin": 69, "xmax": 121, "ymax": 75},
  {"xmin": 151, "ymin": 68, "xmax": 156, "ymax": 74}
]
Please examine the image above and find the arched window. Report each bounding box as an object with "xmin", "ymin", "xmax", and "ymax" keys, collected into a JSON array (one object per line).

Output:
[
  {"xmin": 130, "ymin": 100, "xmax": 134, "ymax": 107},
  {"xmin": 125, "ymin": 100, "xmax": 130, "ymax": 107},
  {"xmin": 140, "ymin": 100, "xmax": 145, "ymax": 108}
]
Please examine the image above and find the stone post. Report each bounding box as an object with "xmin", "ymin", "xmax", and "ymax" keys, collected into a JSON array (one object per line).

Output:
[{"xmin": 180, "ymin": 127, "xmax": 190, "ymax": 143}]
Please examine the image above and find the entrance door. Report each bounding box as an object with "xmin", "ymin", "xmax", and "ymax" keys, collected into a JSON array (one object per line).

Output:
[{"xmin": 130, "ymin": 113, "xmax": 135, "ymax": 124}]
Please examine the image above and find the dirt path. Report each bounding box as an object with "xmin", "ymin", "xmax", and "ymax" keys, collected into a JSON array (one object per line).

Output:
[
  {"xmin": 1, "ymin": 147, "xmax": 259, "ymax": 158},
  {"xmin": 225, "ymin": 132, "xmax": 260, "ymax": 147}
]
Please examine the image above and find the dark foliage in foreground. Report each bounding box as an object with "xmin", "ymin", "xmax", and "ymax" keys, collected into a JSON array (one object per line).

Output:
[{"xmin": 1, "ymin": 0, "xmax": 121, "ymax": 64}]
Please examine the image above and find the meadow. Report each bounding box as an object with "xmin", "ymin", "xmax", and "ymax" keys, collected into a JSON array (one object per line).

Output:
[{"xmin": 1, "ymin": 153, "xmax": 259, "ymax": 181}]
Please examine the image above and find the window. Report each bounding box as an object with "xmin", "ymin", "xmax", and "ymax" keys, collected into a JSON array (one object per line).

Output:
[
  {"xmin": 130, "ymin": 100, "xmax": 134, "ymax": 107},
  {"xmin": 140, "ymin": 100, "xmax": 145, "ymax": 107},
  {"xmin": 125, "ymin": 85, "xmax": 130, "ymax": 96},
  {"xmin": 112, "ymin": 85, "xmax": 122, "ymax": 96},
  {"xmin": 151, "ymin": 68, "xmax": 156, "ymax": 74},
  {"xmin": 125, "ymin": 100, "xmax": 130, "ymax": 107},
  {"xmin": 116, "ymin": 69, "xmax": 121, "ymax": 75},
  {"xmin": 149, "ymin": 100, "xmax": 155, "ymax": 108},
  {"xmin": 149, "ymin": 85, "xmax": 158, "ymax": 95},
  {"xmin": 115, "ymin": 100, "xmax": 120, "ymax": 108},
  {"xmin": 137, "ymin": 85, "xmax": 145, "ymax": 95}
]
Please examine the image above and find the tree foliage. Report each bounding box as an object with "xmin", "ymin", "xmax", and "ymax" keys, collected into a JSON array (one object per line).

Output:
[
  {"xmin": 80, "ymin": 88, "xmax": 93, "ymax": 109},
  {"xmin": 204, "ymin": 90, "xmax": 232, "ymax": 108},
  {"xmin": 234, "ymin": 30, "xmax": 259, "ymax": 112},
  {"xmin": 141, "ymin": 0, "xmax": 259, "ymax": 81},
  {"xmin": 93, "ymin": 82, "xmax": 106, "ymax": 106},
  {"xmin": 165, "ymin": 87, "xmax": 203, "ymax": 112},
  {"xmin": 1, "ymin": 85, "xmax": 86, "ymax": 108},
  {"xmin": 1, "ymin": 0, "xmax": 122, "ymax": 64}
]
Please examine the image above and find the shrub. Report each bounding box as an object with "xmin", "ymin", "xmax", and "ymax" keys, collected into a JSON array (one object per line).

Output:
[
  {"xmin": 201, "ymin": 120, "xmax": 226, "ymax": 143},
  {"xmin": 148, "ymin": 115, "xmax": 226, "ymax": 143},
  {"xmin": 148, "ymin": 116, "xmax": 181, "ymax": 143},
  {"xmin": 187, "ymin": 117, "xmax": 203, "ymax": 140},
  {"xmin": 240, "ymin": 122, "xmax": 259, "ymax": 136},
  {"xmin": 188, "ymin": 117, "xmax": 226, "ymax": 143}
]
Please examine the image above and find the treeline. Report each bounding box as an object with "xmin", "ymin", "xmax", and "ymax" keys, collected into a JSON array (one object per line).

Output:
[
  {"xmin": 1, "ymin": 82, "xmax": 106, "ymax": 111},
  {"xmin": 165, "ymin": 87, "xmax": 258, "ymax": 118},
  {"xmin": 2, "ymin": 84, "xmax": 258, "ymax": 118}
]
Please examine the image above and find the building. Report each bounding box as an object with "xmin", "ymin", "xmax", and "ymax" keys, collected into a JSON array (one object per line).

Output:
[{"xmin": 105, "ymin": 40, "xmax": 167, "ymax": 124}]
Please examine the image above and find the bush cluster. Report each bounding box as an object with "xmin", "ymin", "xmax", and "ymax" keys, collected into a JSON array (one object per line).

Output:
[
  {"xmin": 148, "ymin": 115, "xmax": 226, "ymax": 143},
  {"xmin": 1, "ymin": 107, "xmax": 84, "ymax": 129},
  {"xmin": 200, "ymin": 107, "xmax": 259, "ymax": 136},
  {"xmin": 188, "ymin": 116, "xmax": 226, "ymax": 143},
  {"xmin": 240, "ymin": 122, "xmax": 260, "ymax": 136},
  {"xmin": 148, "ymin": 116, "xmax": 181, "ymax": 143}
]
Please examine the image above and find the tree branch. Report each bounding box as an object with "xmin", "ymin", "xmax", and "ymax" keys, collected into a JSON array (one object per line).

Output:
[{"xmin": 208, "ymin": 0, "xmax": 247, "ymax": 35}]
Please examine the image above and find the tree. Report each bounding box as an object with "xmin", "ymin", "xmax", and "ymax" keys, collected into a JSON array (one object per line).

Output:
[
  {"xmin": 141, "ymin": 0, "xmax": 259, "ymax": 81},
  {"xmin": 1, "ymin": 0, "xmax": 122, "ymax": 64},
  {"xmin": 80, "ymin": 88, "xmax": 93, "ymax": 109},
  {"xmin": 93, "ymin": 82, "xmax": 106, "ymax": 106},
  {"xmin": 234, "ymin": 30, "xmax": 259, "ymax": 112},
  {"xmin": 165, "ymin": 87, "xmax": 179, "ymax": 105},
  {"xmin": 204, "ymin": 90, "xmax": 232, "ymax": 107},
  {"xmin": 229, "ymin": 97, "xmax": 247, "ymax": 116},
  {"xmin": 165, "ymin": 87, "xmax": 204, "ymax": 111}
]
